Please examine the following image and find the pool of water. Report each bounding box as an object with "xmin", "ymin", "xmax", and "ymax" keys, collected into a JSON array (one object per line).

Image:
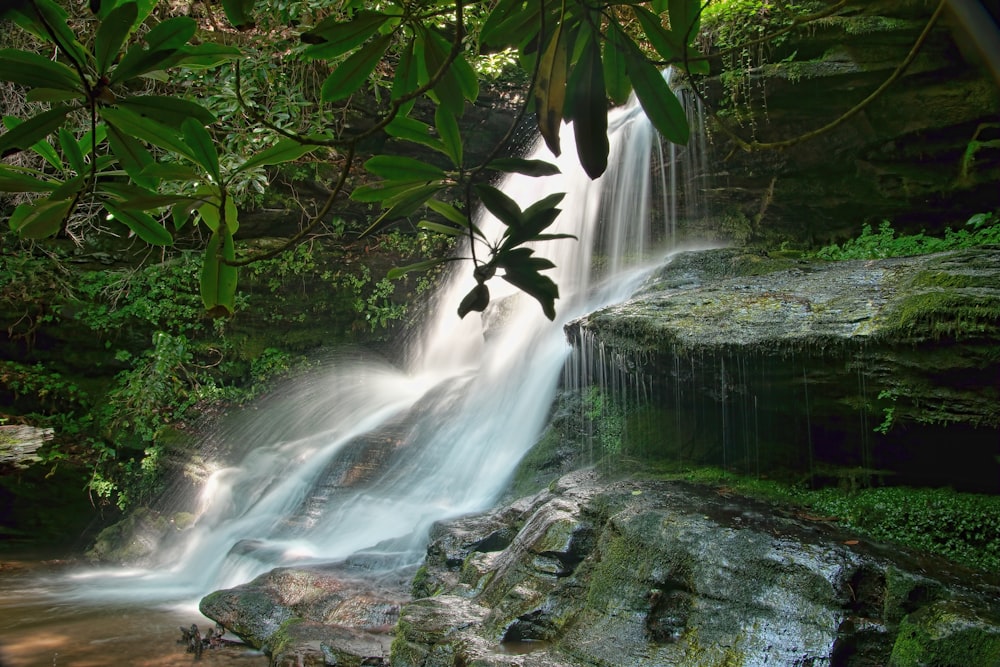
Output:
[{"xmin": 0, "ymin": 557, "xmax": 267, "ymax": 667}]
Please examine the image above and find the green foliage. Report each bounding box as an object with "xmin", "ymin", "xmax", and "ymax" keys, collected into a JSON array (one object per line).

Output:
[
  {"xmin": 811, "ymin": 214, "xmax": 1000, "ymax": 261},
  {"xmin": 583, "ymin": 386, "xmax": 626, "ymax": 455}
]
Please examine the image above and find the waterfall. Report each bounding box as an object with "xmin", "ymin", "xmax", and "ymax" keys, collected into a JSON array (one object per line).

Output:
[{"xmin": 64, "ymin": 74, "xmax": 707, "ymax": 603}]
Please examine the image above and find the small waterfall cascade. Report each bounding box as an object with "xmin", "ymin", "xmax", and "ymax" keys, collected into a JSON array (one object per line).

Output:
[{"xmin": 64, "ymin": 73, "xmax": 709, "ymax": 603}]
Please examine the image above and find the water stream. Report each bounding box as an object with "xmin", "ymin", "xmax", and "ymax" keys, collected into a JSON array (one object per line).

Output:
[{"xmin": 0, "ymin": 78, "xmax": 706, "ymax": 665}]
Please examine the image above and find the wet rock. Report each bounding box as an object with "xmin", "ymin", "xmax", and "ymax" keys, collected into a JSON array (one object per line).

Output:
[
  {"xmin": 396, "ymin": 473, "xmax": 1000, "ymax": 667},
  {"xmin": 0, "ymin": 425, "xmax": 52, "ymax": 470}
]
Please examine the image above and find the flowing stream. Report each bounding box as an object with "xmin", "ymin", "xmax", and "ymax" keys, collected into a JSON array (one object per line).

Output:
[{"xmin": 0, "ymin": 78, "xmax": 707, "ymax": 666}]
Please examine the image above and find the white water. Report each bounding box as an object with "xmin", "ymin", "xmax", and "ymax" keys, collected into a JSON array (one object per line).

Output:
[{"xmin": 55, "ymin": 78, "xmax": 706, "ymax": 605}]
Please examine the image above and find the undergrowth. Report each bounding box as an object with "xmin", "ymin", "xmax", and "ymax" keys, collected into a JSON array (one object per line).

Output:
[
  {"xmin": 810, "ymin": 212, "xmax": 1000, "ymax": 260},
  {"xmin": 659, "ymin": 466, "xmax": 1000, "ymax": 573}
]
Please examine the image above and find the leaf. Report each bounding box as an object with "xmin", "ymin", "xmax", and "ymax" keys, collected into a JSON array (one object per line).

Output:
[
  {"xmin": 117, "ymin": 96, "xmax": 216, "ymax": 128},
  {"xmin": 603, "ymin": 26, "xmax": 630, "ymax": 105},
  {"xmin": 624, "ymin": 47, "xmax": 690, "ymax": 145},
  {"xmin": 49, "ymin": 173, "xmax": 86, "ymax": 201},
  {"xmin": 363, "ymin": 155, "xmax": 445, "ymax": 181},
  {"xmin": 384, "ymin": 116, "xmax": 446, "ymax": 155},
  {"xmin": 0, "ymin": 168, "xmax": 58, "ymax": 192},
  {"xmin": 9, "ymin": 197, "xmax": 72, "ymax": 239},
  {"xmin": 534, "ymin": 21, "xmax": 568, "ymax": 157},
  {"xmin": 105, "ymin": 122, "xmax": 156, "ymax": 187},
  {"xmin": 457, "ymin": 283, "xmax": 490, "ymax": 318},
  {"xmin": 221, "ymin": 0, "xmax": 256, "ymax": 30},
  {"xmin": 97, "ymin": 0, "xmax": 156, "ymax": 23},
  {"xmin": 320, "ymin": 34, "xmax": 391, "ymax": 102},
  {"xmin": 419, "ymin": 27, "xmax": 466, "ymax": 117},
  {"xmin": 301, "ymin": 11, "xmax": 388, "ymax": 59},
  {"xmin": 497, "ymin": 249, "xmax": 559, "ymax": 320},
  {"xmin": 487, "ymin": 157, "xmax": 561, "ymax": 177},
  {"xmin": 181, "ymin": 118, "xmax": 219, "ymax": 181},
  {"xmin": 138, "ymin": 163, "xmax": 202, "ymax": 182},
  {"xmin": 104, "ymin": 202, "xmax": 174, "ymax": 245},
  {"xmin": 0, "ymin": 106, "xmax": 72, "ymax": 158},
  {"xmin": 100, "ymin": 106, "xmax": 198, "ymax": 163},
  {"xmin": 95, "ymin": 1, "xmax": 138, "ymax": 76},
  {"xmin": 390, "ymin": 38, "xmax": 417, "ymax": 115},
  {"xmin": 58, "ymin": 127, "xmax": 85, "ymax": 174},
  {"xmin": 26, "ymin": 88, "xmax": 84, "ymax": 103},
  {"xmin": 145, "ymin": 15, "xmax": 197, "ymax": 51},
  {"xmin": 9, "ymin": 0, "xmax": 89, "ymax": 72},
  {"xmin": 359, "ymin": 181, "xmax": 445, "ymax": 236},
  {"xmin": 632, "ymin": 6, "xmax": 680, "ymax": 64},
  {"xmin": 110, "ymin": 46, "xmax": 182, "ymax": 84},
  {"xmin": 426, "ymin": 198, "xmax": 470, "ymax": 227},
  {"xmin": 668, "ymin": 0, "xmax": 702, "ymax": 45},
  {"xmin": 416, "ymin": 220, "xmax": 465, "ymax": 237},
  {"xmin": 351, "ymin": 180, "xmax": 432, "ymax": 203},
  {"xmin": 234, "ymin": 138, "xmax": 318, "ymax": 174},
  {"xmin": 435, "ymin": 105, "xmax": 462, "ymax": 167},
  {"xmin": 3, "ymin": 116, "xmax": 62, "ymax": 170},
  {"xmin": 200, "ymin": 228, "xmax": 238, "ymax": 316},
  {"xmin": 566, "ymin": 32, "xmax": 608, "ymax": 179},
  {"xmin": 481, "ymin": 0, "xmax": 536, "ymax": 50},
  {"xmin": 113, "ymin": 193, "xmax": 199, "ymax": 211},
  {"xmin": 475, "ymin": 183, "xmax": 524, "ymax": 228},
  {"xmin": 387, "ymin": 257, "xmax": 447, "ymax": 279},
  {"xmin": 0, "ymin": 49, "xmax": 82, "ymax": 92},
  {"xmin": 173, "ymin": 43, "xmax": 242, "ymax": 69}
]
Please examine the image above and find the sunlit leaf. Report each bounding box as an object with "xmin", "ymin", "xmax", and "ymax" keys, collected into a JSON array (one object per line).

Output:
[
  {"xmin": 603, "ymin": 26, "xmax": 630, "ymax": 105},
  {"xmin": 0, "ymin": 106, "xmax": 72, "ymax": 158},
  {"xmin": 387, "ymin": 257, "xmax": 447, "ymax": 279},
  {"xmin": 8, "ymin": 197, "xmax": 72, "ymax": 239},
  {"xmin": 632, "ymin": 6, "xmax": 680, "ymax": 64},
  {"xmin": 534, "ymin": 21, "xmax": 568, "ymax": 156},
  {"xmin": 624, "ymin": 47, "xmax": 690, "ymax": 145},
  {"xmin": 416, "ymin": 220, "xmax": 464, "ymax": 237},
  {"xmin": 384, "ymin": 115, "xmax": 446, "ymax": 155},
  {"xmin": 104, "ymin": 202, "xmax": 174, "ymax": 245},
  {"xmin": 320, "ymin": 34, "xmax": 391, "ymax": 102},
  {"xmin": 95, "ymin": 1, "xmax": 138, "ymax": 75}
]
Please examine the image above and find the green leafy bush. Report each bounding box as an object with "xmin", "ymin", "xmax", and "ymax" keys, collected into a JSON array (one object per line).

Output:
[{"xmin": 812, "ymin": 213, "xmax": 1000, "ymax": 261}]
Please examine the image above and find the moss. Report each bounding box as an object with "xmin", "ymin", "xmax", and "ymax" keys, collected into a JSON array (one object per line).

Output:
[
  {"xmin": 876, "ymin": 290, "xmax": 1000, "ymax": 341},
  {"xmin": 890, "ymin": 602, "xmax": 1000, "ymax": 667},
  {"xmin": 909, "ymin": 270, "xmax": 997, "ymax": 290},
  {"xmin": 267, "ymin": 617, "xmax": 304, "ymax": 656}
]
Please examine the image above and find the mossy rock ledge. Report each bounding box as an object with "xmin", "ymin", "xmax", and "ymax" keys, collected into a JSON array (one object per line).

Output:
[{"xmin": 564, "ymin": 247, "xmax": 1000, "ymax": 490}]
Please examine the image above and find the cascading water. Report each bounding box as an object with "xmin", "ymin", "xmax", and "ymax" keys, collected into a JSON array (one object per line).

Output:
[{"xmin": 46, "ymin": 74, "xmax": 706, "ymax": 610}]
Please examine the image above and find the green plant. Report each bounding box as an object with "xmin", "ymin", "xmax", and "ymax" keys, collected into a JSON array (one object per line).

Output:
[
  {"xmin": 811, "ymin": 214, "xmax": 1000, "ymax": 261},
  {"xmin": 874, "ymin": 389, "xmax": 898, "ymax": 435}
]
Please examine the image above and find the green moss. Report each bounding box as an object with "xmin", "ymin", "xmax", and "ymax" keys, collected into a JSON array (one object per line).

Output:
[
  {"xmin": 890, "ymin": 602, "xmax": 1000, "ymax": 667},
  {"xmin": 877, "ymin": 290, "xmax": 1000, "ymax": 341},
  {"xmin": 909, "ymin": 271, "xmax": 997, "ymax": 290},
  {"xmin": 267, "ymin": 617, "xmax": 304, "ymax": 656}
]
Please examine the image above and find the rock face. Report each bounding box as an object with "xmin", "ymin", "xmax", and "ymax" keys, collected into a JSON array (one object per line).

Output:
[
  {"xmin": 565, "ymin": 247, "xmax": 1000, "ymax": 491},
  {"xmin": 391, "ymin": 471, "xmax": 1000, "ymax": 667},
  {"xmin": 686, "ymin": 0, "xmax": 1000, "ymax": 247}
]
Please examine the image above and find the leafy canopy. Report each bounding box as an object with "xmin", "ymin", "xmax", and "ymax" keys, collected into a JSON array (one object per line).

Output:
[{"xmin": 0, "ymin": 0, "xmax": 707, "ymax": 320}]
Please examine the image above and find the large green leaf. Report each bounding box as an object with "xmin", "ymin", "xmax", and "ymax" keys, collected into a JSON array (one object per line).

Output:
[
  {"xmin": 145, "ymin": 16, "xmax": 197, "ymax": 51},
  {"xmin": 363, "ymin": 155, "xmax": 446, "ymax": 181},
  {"xmin": 58, "ymin": 127, "xmax": 85, "ymax": 174},
  {"xmin": 0, "ymin": 106, "xmax": 72, "ymax": 158},
  {"xmin": 497, "ymin": 248, "xmax": 559, "ymax": 320},
  {"xmin": 105, "ymin": 123, "xmax": 155, "ymax": 186},
  {"xmin": 173, "ymin": 43, "xmax": 242, "ymax": 69},
  {"xmin": 320, "ymin": 34, "xmax": 391, "ymax": 102},
  {"xmin": 9, "ymin": 0, "xmax": 89, "ymax": 73},
  {"xmin": 0, "ymin": 49, "xmax": 82, "ymax": 92},
  {"xmin": 668, "ymin": 0, "xmax": 702, "ymax": 44},
  {"xmin": 25, "ymin": 88, "xmax": 85, "ymax": 103},
  {"xmin": 487, "ymin": 158, "xmax": 561, "ymax": 177},
  {"xmin": 475, "ymin": 183, "xmax": 524, "ymax": 229},
  {"xmin": 419, "ymin": 28, "xmax": 467, "ymax": 117},
  {"xmin": 104, "ymin": 202, "xmax": 174, "ymax": 245},
  {"xmin": 200, "ymin": 228, "xmax": 238, "ymax": 317},
  {"xmin": 100, "ymin": 106, "xmax": 198, "ymax": 163},
  {"xmin": 603, "ymin": 26, "xmax": 630, "ymax": 105},
  {"xmin": 534, "ymin": 21, "xmax": 568, "ymax": 157},
  {"xmin": 359, "ymin": 181, "xmax": 445, "ymax": 236},
  {"xmin": 301, "ymin": 11, "xmax": 389, "ymax": 59},
  {"xmin": 624, "ymin": 47, "xmax": 689, "ymax": 145},
  {"xmin": 384, "ymin": 116, "xmax": 446, "ymax": 155},
  {"xmin": 0, "ymin": 167, "xmax": 58, "ymax": 193},
  {"xmin": 181, "ymin": 118, "xmax": 219, "ymax": 181},
  {"xmin": 234, "ymin": 138, "xmax": 319, "ymax": 173},
  {"xmin": 95, "ymin": 1, "xmax": 138, "ymax": 75},
  {"xmin": 435, "ymin": 106, "xmax": 462, "ymax": 167},
  {"xmin": 140, "ymin": 163, "xmax": 202, "ymax": 182},
  {"xmin": 480, "ymin": 0, "xmax": 535, "ymax": 50},
  {"xmin": 96, "ymin": 0, "xmax": 156, "ymax": 22},
  {"xmin": 390, "ymin": 38, "xmax": 418, "ymax": 115},
  {"xmin": 566, "ymin": 32, "xmax": 608, "ymax": 179},
  {"xmin": 110, "ymin": 46, "xmax": 182, "ymax": 84},
  {"xmin": 222, "ymin": 0, "xmax": 256, "ymax": 30},
  {"xmin": 3, "ymin": 116, "xmax": 62, "ymax": 170},
  {"xmin": 632, "ymin": 6, "xmax": 680, "ymax": 64},
  {"xmin": 8, "ymin": 197, "xmax": 72, "ymax": 239},
  {"xmin": 117, "ymin": 96, "xmax": 216, "ymax": 128}
]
